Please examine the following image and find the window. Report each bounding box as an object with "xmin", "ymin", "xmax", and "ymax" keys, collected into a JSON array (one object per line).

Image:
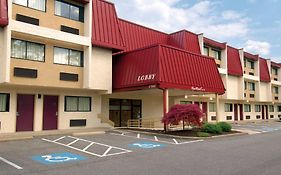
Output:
[
  {"xmin": 209, "ymin": 102, "xmax": 216, "ymax": 112},
  {"xmin": 55, "ymin": 0, "xmax": 84, "ymax": 22},
  {"xmin": 255, "ymin": 105, "xmax": 261, "ymax": 112},
  {"xmin": 244, "ymin": 104, "xmax": 251, "ymax": 112},
  {"xmin": 246, "ymin": 116, "xmax": 251, "ymax": 120},
  {"xmin": 0, "ymin": 94, "xmax": 10, "ymax": 112},
  {"xmin": 244, "ymin": 58, "xmax": 255, "ymax": 69},
  {"xmin": 54, "ymin": 47, "xmax": 83, "ymax": 66},
  {"xmin": 270, "ymin": 115, "xmax": 274, "ymax": 119},
  {"xmin": 226, "ymin": 116, "xmax": 232, "ymax": 120},
  {"xmin": 250, "ymin": 61, "xmax": 255, "ymax": 69},
  {"xmin": 212, "ymin": 49, "xmax": 221, "ymax": 60},
  {"xmin": 225, "ymin": 103, "xmax": 233, "ymax": 112},
  {"xmin": 256, "ymin": 115, "xmax": 260, "ymax": 119},
  {"xmin": 248, "ymin": 82, "xmax": 255, "ymax": 91},
  {"xmin": 180, "ymin": 101, "xmax": 192, "ymax": 105},
  {"xmin": 65, "ymin": 96, "xmax": 91, "ymax": 112},
  {"xmin": 272, "ymin": 67, "xmax": 278, "ymax": 76},
  {"xmin": 11, "ymin": 39, "xmax": 45, "ymax": 62},
  {"xmin": 273, "ymin": 86, "xmax": 279, "ymax": 94},
  {"xmin": 269, "ymin": 105, "xmax": 274, "ymax": 112},
  {"xmin": 278, "ymin": 106, "xmax": 281, "ymax": 112},
  {"xmin": 13, "ymin": 0, "xmax": 46, "ymax": 11},
  {"xmin": 211, "ymin": 116, "xmax": 216, "ymax": 121},
  {"xmin": 203, "ymin": 47, "xmax": 209, "ymax": 56}
]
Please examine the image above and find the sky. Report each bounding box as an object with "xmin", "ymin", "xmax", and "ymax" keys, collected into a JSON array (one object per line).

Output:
[{"xmin": 110, "ymin": 0, "xmax": 281, "ymax": 62}]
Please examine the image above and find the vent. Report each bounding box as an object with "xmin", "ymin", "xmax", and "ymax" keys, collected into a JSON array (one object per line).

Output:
[
  {"xmin": 256, "ymin": 115, "xmax": 261, "ymax": 119},
  {"xmin": 61, "ymin": 25, "xmax": 79, "ymax": 35},
  {"xmin": 226, "ymin": 116, "xmax": 232, "ymax": 120},
  {"xmin": 246, "ymin": 115, "xmax": 251, "ymax": 120},
  {"xmin": 14, "ymin": 67, "xmax": 37, "ymax": 78},
  {"xmin": 274, "ymin": 78, "xmax": 278, "ymax": 81},
  {"xmin": 250, "ymin": 94, "xmax": 255, "ymax": 98},
  {"xmin": 211, "ymin": 116, "xmax": 216, "ymax": 121},
  {"xmin": 16, "ymin": 14, "xmax": 39, "ymax": 26},
  {"xmin": 60, "ymin": 72, "xmax": 78, "ymax": 82},
  {"xmin": 270, "ymin": 115, "xmax": 274, "ymax": 119},
  {"xmin": 249, "ymin": 72, "xmax": 254, "ymax": 76},
  {"xmin": 275, "ymin": 96, "xmax": 279, "ymax": 100},
  {"xmin": 70, "ymin": 119, "xmax": 86, "ymax": 127}
]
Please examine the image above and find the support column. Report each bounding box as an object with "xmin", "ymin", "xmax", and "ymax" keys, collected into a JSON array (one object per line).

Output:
[
  {"xmin": 216, "ymin": 94, "xmax": 220, "ymax": 122},
  {"xmin": 163, "ymin": 89, "xmax": 169, "ymax": 131}
]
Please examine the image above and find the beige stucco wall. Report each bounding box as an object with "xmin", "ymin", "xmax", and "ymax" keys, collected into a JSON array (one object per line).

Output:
[
  {"xmin": 227, "ymin": 75, "xmax": 243, "ymax": 100},
  {"xmin": 90, "ymin": 47, "xmax": 112, "ymax": 92},
  {"xmin": 10, "ymin": 33, "xmax": 84, "ymax": 88},
  {"xmin": 0, "ymin": 85, "xmax": 109, "ymax": 133},
  {"xmin": 258, "ymin": 82, "xmax": 271, "ymax": 102},
  {"xmin": 12, "ymin": 0, "xmax": 84, "ymax": 35}
]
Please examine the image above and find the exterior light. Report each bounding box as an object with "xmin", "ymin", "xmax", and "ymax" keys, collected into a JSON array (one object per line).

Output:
[
  {"xmin": 209, "ymin": 97, "xmax": 213, "ymax": 101},
  {"xmin": 184, "ymin": 95, "xmax": 188, "ymax": 99},
  {"xmin": 246, "ymin": 100, "xmax": 249, "ymax": 103}
]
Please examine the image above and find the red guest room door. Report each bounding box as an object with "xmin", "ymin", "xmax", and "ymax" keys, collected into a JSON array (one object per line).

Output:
[
  {"xmin": 43, "ymin": 95, "xmax": 58, "ymax": 130},
  {"xmin": 16, "ymin": 94, "xmax": 35, "ymax": 132}
]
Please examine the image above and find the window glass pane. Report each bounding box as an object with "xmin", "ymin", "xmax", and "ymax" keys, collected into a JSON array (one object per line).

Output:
[
  {"xmin": 244, "ymin": 104, "xmax": 251, "ymax": 112},
  {"xmin": 78, "ymin": 97, "xmax": 91, "ymax": 111},
  {"xmin": 54, "ymin": 47, "xmax": 69, "ymax": 65},
  {"xmin": 269, "ymin": 105, "xmax": 274, "ymax": 112},
  {"xmin": 0, "ymin": 94, "xmax": 9, "ymax": 112},
  {"xmin": 69, "ymin": 50, "xmax": 81, "ymax": 66},
  {"xmin": 28, "ymin": 0, "xmax": 46, "ymax": 11},
  {"xmin": 70, "ymin": 5, "xmax": 79, "ymax": 21},
  {"xmin": 180, "ymin": 101, "xmax": 192, "ymax": 105},
  {"xmin": 249, "ymin": 82, "xmax": 255, "ymax": 91},
  {"xmin": 65, "ymin": 97, "xmax": 78, "ymax": 111},
  {"xmin": 11, "ymin": 39, "xmax": 26, "ymax": 59},
  {"xmin": 255, "ymin": 105, "xmax": 260, "ymax": 112},
  {"xmin": 203, "ymin": 47, "xmax": 209, "ymax": 56},
  {"xmin": 27, "ymin": 42, "xmax": 45, "ymax": 61},
  {"xmin": 209, "ymin": 102, "xmax": 216, "ymax": 112},
  {"xmin": 212, "ymin": 50, "xmax": 221, "ymax": 60},
  {"xmin": 55, "ymin": 1, "xmax": 70, "ymax": 18},
  {"xmin": 13, "ymin": 0, "xmax": 28, "ymax": 6},
  {"xmin": 250, "ymin": 61, "xmax": 255, "ymax": 69},
  {"xmin": 225, "ymin": 104, "xmax": 232, "ymax": 112}
]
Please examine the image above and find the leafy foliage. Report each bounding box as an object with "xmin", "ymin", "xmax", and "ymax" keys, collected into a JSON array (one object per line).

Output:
[
  {"xmin": 161, "ymin": 104, "xmax": 203, "ymax": 128},
  {"xmin": 217, "ymin": 122, "xmax": 232, "ymax": 132},
  {"xmin": 202, "ymin": 123, "xmax": 222, "ymax": 134}
]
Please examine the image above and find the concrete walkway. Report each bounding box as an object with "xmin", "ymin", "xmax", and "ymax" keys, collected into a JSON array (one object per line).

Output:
[{"xmin": 0, "ymin": 127, "xmax": 111, "ymax": 142}]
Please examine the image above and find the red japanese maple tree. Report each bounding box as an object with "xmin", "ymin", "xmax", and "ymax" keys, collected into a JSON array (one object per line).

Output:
[{"xmin": 162, "ymin": 104, "xmax": 203, "ymax": 131}]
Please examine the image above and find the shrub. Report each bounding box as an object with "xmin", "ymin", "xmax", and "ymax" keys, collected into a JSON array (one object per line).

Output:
[
  {"xmin": 217, "ymin": 122, "xmax": 232, "ymax": 132},
  {"xmin": 197, "ymin": 132, "xmax": 210, "ymax": 137},
  {"xmin": 202, "ymin": 123, "xmax": 222, "ymax": 134}
]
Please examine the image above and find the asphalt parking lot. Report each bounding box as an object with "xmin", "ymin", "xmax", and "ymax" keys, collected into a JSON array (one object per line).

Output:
[
  {"xmin": 232, "ymin": 120, "xmax": 281, "ymax": 133},
  {"xmin": 0, "ymin": 130, "xmax": 202, "ymax": 175},
  {"xmin": 1, "ymin": 123, "xmax": 281, "ymax": 175}
]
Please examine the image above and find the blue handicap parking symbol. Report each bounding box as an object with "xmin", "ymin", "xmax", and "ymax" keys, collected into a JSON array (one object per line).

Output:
[
  {"xmin": 128, "ymin": 142, "xmax": 166, "ymax": 149},
  {"xmin": 32, "ymin": 152, "xmax": 86, "ymax": 165}
]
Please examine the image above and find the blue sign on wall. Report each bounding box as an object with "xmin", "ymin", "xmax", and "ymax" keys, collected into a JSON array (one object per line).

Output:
[
  {"xmin": 32, "ymin": 152, "xmax": 86, "ymax": 165},
  {"xmin": 128, "ymin": 142, "xmax": 166, "ymax": 149}
]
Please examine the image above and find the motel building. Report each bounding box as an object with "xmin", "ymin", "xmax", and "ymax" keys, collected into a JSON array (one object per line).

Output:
[{"xmin": 0, "ymin": 0, "xmax": 281, "ymax": 134}]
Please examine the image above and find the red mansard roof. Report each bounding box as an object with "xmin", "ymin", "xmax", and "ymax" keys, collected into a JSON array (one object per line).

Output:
[
  {"xmin": 203, "ymin": 37, "xmax": 226, "ymax": 50},
  {"xmin": 92, "ymin": 0, "xmax": 125, "ymax": 52},
  {"xmin": 244, "ymin": 51, "xmax": 259, "ymax": 61},
  {"xmin": 0, "ymin": 0, "xmax": 8, "ymax": 27},
  {"xmin": 118, "ymin": 19, "xmax": 168, "ymax": 52},
  {"xmin": 259, "ymin": 58, "xmax": 271, "ymax": 82},
  {"xmin": 271, "ymin": 61, "xmax": 281, "ymax": 68},
  {"xmin": 113, "ymin": 44, "xmax": 225, "ymax": 94},
  {"xmin": 168, "ymin": 30, "xmax": 201, "ymax": 54},
  {"xmin": 227, "ymin": 46, "xmax": 243, "ymax": 76}
]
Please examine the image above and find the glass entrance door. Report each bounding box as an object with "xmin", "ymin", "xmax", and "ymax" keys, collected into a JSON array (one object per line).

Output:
[{"xmin": 109, "ymin": 99, "xmax": 142, "ymax": 127}]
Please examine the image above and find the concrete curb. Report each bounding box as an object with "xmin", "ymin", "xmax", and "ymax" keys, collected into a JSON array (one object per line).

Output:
[
  {"xmin": 72, "ymin": 131, "xmax": 106, "ymax": 136},
  {"xmin": 113, "ymin": 128, "xmax": 245, "ymax": 140}
]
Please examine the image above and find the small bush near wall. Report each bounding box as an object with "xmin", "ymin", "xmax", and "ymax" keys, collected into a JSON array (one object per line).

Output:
[
  {"xmin": 197, "ymin": 132, "xmax": 210, "ymax": 137},
  {"xmin": 217, "ymin": 122, "xmax": 232, "ymax": 132},
  {"xmin": 202, "ymin": 123, "xmax": 222, "ymax": 134}
]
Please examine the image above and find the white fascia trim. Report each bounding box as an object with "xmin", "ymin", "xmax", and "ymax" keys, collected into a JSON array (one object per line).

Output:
[
  {"xmin": 271, "ymin": 80, "xmax": 281, "ymax": 86},
  {"xmin": 218, "ymin": 68, "xmax": 227, "ymax": 75},
  {"xmin": 10, "ymin": 20, "xmax": 91, "ymax": 47},
  {"xmin": 244, "ymin": 74, "xmax": 259, "ymax": 81}
]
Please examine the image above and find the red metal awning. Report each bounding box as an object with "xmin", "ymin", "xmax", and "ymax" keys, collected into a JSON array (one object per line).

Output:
[
  {"xmin": 92, "ymin": 0, "xmax": 125, "ymax": 52},
  {"xmin": 113, "ymin": 44, "xmax": 225, "ymax": 94},
  {"xmin": 0, "ymin": 0, "xmax": 8, "ymax": 27},
  {"xmin": 227, "ymin": 46, "xmax": 243, "ymax": 76},
  {"xmin": 244, "ymin": 52, "xmax": 259, "ymax": 61},
  {"xmin": 259, "ymin": 58, "xmax": 271, "ymax": 82},
  {"xmin": 203, "ymin": 37, "xmax": 226, "ymax": 50}
]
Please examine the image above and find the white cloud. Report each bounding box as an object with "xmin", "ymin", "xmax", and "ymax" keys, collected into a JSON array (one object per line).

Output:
[
  {"xmin": 110, "ymin": 0, "xmax": 250, "ymax": 41},
  {"xmin": 244, "ymin": 40, "xmax": 271, "ymax": 55}
]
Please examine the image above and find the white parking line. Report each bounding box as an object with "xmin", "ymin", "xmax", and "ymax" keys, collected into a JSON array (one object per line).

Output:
[
  {"xmin": 42, "ymin": 136, "xmax": 131, "ymax": 158},
  {"xmin": 110, "ymin": 133, "xmax": 203, "ymax": 145},
  {"xmin": 0, "ymin": 157, "xmax": 23, "ymax": 170}
]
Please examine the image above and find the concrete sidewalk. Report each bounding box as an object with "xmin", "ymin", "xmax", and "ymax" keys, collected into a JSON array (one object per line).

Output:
[{"xmin": 0, "ymin": 127, "xmax": 111, "ymax": 142}]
